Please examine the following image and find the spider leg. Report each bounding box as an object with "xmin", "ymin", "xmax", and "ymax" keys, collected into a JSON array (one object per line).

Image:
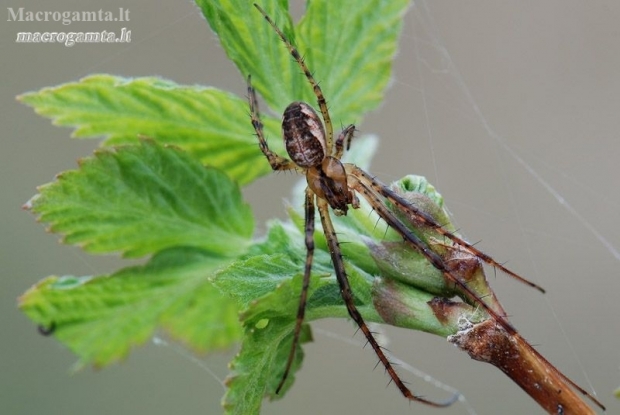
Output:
[
  {"xmin": 316, "ymin": 197, "xmax": 458, "ymax": 407},
  {"xmin": 351, "ymin": 167, "xmax": 546, "ymax": 293},
  {"xmin": 276, "ymin": 188, "xmax": 316, "ymax": 394},
  {"xmin": 347, "ymin": 170, "xmax": 519, "ymax": 334},
  {"xmin": 334, "ymin": 124, "xmax": 356, "ymax": 159},
  {"xmin": 349, "ymin": 169, "xmax": 607, "ymax": 412},
  {"xmin": 253, "ymin": 3, "xmax": 334, "ymax": 155},
  {"xmin": 247, "ymin": 75, "xmax": 300, "ymax": 172}
]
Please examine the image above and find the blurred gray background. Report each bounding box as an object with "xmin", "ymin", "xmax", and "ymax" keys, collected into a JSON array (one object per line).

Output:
[{"xmin": 3, "ymin": 1, "xmax": 619, "ymax": 414}]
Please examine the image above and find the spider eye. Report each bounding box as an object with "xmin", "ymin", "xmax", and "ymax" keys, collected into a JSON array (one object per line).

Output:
[{"xmin": 282, "ymin": 102, "xmax": 326, "ymax": 167}]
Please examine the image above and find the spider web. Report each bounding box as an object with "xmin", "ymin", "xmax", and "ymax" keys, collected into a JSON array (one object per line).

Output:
[{"xmin": 359, "ymin": 1, "xmax": 618, "ymax": 413}]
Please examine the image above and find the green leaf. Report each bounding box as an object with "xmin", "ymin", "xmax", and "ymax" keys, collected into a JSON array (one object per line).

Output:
[
  {"xmin": 197, "ymin": 0, "xmax": 299, "ymax": 114},
  {"xmin": 215, "ymin": 220, "xmax": 385, "ymax": 413},
  {"xmin": 197, "ymin": 0, "xmax": 409, "ymax": 123},
  {"xmin": 219, "ymin": 220, "xmax": 373, "ymax": 314},
  {"xmin": 18, "ymin": 75, "xmax": 282, "ymax": 185},
  {"xmin": 19, "ymin": 248, "xmax": 242, "ymax": 367},
  {"xmin": 26, "ymin": 140, "xmax": 253, "ymax": 258},
  {"xmin": 223, "ymin": 272, "xmax": 320, "ymax": 415},
  {"xmin": 215, "ymin": 253, "xmax": 303, "ymax": 309},
  {"xmin": 220, "ymin": 259, "xmax": 383, "ymax": 415},
  {"xmin": 296, "ymin": 0, "xmax": 410, "ymax": 122}
]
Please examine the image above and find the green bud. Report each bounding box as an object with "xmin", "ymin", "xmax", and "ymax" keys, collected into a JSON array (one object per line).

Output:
[
  {"xmin": 367, "ymin": 240, "xmax": 450, "ymax": 295},
  {"xmin": 389, "ymin": 175, "xmax": 456, "ymax": 238},
  {"xmin": 372, "ymin": 277, "xmax": 482, "ymax": 337}
]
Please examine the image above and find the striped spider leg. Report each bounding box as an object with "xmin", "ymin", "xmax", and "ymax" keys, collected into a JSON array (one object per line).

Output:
[
  {"xmin": 345, "ymin": 165, "xmax": 607, "ymax": 411},
  {"xmin": 248, "ymin": 2, "xmax": 575, "ymax": 408}
]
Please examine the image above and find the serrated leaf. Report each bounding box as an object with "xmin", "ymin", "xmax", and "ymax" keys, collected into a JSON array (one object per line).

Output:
[
  {"xmin": 214, "ymin": 253, "xmax": 304, "ymax": 308},
  {"xmin": 26, "ymin": 140, "xmax": 253, "ymax": 258},
  {"xmin": 216, "ymin": 222, "xmax": 383, "ymax": 413},
  {"xmin": 296, "ymin": 0, "xmax": 410, "ymax": 122},
  {"xmin": 18, "ymin": 74, "xmax": 282, "ymax": 185},
  {"xmin": 197, "ymin": 0, "xmax": 300, "ymax": 115},
  {"xmin": 197, "ymin": 0, "xmax": 409, "ymax": 124},
  {"xmin": 223, "ymin": 272, "xmax": 320, "ymax": 415},
  {"xmin": 214, "ymin": 222, "xmax": 342, "ymax": 311},
  {"xmin": 19, "ymin": 248, "xmax": 241, "ymax": 367}
]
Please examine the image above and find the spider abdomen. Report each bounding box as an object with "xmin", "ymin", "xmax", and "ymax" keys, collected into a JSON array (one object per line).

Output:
[{"xmin": 282, "ymin": 102, "xmax": 326, "ymax": 168}]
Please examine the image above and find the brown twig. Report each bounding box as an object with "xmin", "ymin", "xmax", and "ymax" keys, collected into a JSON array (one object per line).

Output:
[{"xmin": 449, "ymin": 319, "xmax": 604, "ymax": 414}]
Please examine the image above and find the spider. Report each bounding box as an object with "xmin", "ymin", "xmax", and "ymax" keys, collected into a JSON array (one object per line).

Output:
[{"xmin": 248, "ymin": 3, "xmax": 549, "ymax": 407}]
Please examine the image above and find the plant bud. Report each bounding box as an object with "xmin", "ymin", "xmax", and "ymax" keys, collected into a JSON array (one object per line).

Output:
[{"xmin": 372, "ymin": 277, "xmax": 481, "ymax": 337}]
